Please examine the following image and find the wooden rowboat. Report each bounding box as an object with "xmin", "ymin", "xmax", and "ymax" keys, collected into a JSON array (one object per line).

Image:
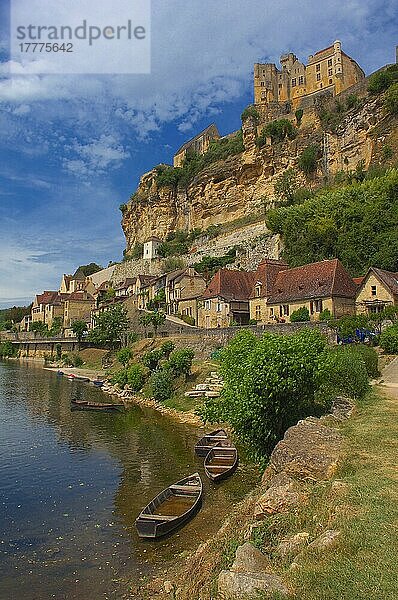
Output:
[
  {"xmin": 135, "ymin": 473, "xmax": 203, "ymax": 539},
  {"xmin": 70, "ymin": 399, "xmax": 124, "ymax": 411},
  {"xmin": 204, "ymin": 442, "xmax": 238, "ymax": 482},
  {"xmin": 194, "ymin": 428, "xmax": 228, "ymax": 457}
]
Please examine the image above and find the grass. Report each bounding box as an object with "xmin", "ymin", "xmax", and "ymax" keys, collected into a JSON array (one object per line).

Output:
[
  {"xmin": 162, "ymin": 359, "xmax": 219, "ymax": 412},
  {"xmin": 247, "ymin": 387, "xmax": 398, "ymax": 600}
]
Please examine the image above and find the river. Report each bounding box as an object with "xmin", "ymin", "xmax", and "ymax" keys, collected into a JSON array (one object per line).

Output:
[{"xmin": 0, "ymin": 360, "xmax": 257, "ymax": 599}]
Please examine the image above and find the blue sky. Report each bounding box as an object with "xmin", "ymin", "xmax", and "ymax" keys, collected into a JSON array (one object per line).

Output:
[{"xmin": 0, "ymin": 0, "xmax": 397, "ymax": 308}]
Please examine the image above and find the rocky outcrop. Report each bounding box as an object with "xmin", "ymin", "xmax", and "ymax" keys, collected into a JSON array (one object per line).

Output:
[{"xmin": 217, "ymin": 543, "xmax": 289, "ymax": 599}]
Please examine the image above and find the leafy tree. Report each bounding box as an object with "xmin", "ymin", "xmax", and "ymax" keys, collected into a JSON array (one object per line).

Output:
[
  {"xmin": 147, "ymin": 289, "xmax": 166, "ymax": 311},
  {"xmin": 298, "ymin": 145, "xmax": 320, "ymax": 175},
  {"xmin": 290, "ymin": 306, "xmax": 310, "ymax": 322},
  {"xmin": 142, "ymin": 349, "xmax": 164, "ymax": 371},
  {"xmin": 198, "ymin": 329, "xmax": 329, "ymax": 459},
  {"xmin": 193, "ymin": 248, "xmax": 237, "ymax": 280},
  {"xmin": 30, "ymin": 321, "xmax": 49, "ymax": 336},
  {"xmin": 319, "ymin": 308, "xmax": 332, "ymax": 322},
  {"xmin": 126, "ymin": 363, "xmax": 147, "ymax": 391},
  {"xmin": 160, "ymin": 340, "xmax": 175, "ymax": 358},
  {"xmin": 257, "ymin": 119, "xmax": 297, "ymax": 147},
  {"xmin": 166, "ymin": 348, "xmax": 195, "ymax": 378},
  {"xmin": 88, "ymin": 305, "xmax": 129, "ymax": 349},
  {"xmin": 295, "ymin": 108, "xmax": 303, "ymax": 126},
  {"xmin": 315, "ymin": 346, "xmax": 369, "ymax": 403},
  {"xmin": 241, "ymin": 105, "xmax": 260, "ymax": 124},
  {"xmin": 139, "ymin": 311, "xmax": 166, "ymax": 338},
  {"xmin": 368, "ymin": 70, "xmax": 393, "ymax": 94},
  {"xmin": 117, "ymin": 347, "xmax": 133, "ymax": 367},
  {"xmin": 78, "ymin": 263, "xmax": 102, "ymax": 276},
  {"xmin": 161, "ymin": 256, "xmax": 185, "ymax": 273},
  {"xmin": 49, "ymin": 317, "xmax": 63, "ymax": 337},
  {"xmin": 149, "ymin": 369, "xmax": 174, "ymax": 402},
  {"xmin": 0, "ymin": 341, "xmax": 18, "ymax": 358},
  {"xmin": 71, "ymin": 320, "xmax": 88, "ymax": 349}
]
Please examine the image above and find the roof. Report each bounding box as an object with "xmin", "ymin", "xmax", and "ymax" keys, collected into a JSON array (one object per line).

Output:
[
  {"xmin": 144, "ymin": 236, "xmax": 162, "ymax": 243},
  {"xmin": 365, "ymin": 267, "xmax": 398, "ymax": 296},
  {"xmin": 66, "ymin": 292, "xmax": 94, "ymax": 302},
  {"xmin": 114, "ymin": 278, "xmax": 136, "ymax": 290},
  {"xmin": 249, "ymin": 259, "xmax": 289, "ymax": 299},
  {"xmin": 89, "ymin": 265, "xmax": 117, "ymax": 287},
  {"xmin": 137, "ymin": 274, "xmax": 157, "ymax": 287},
  {"xmin": 35, "ymin": 291, "xmax": 60, "ymax": 305},
  {"xmin": 267, "ymin": 259, "xmax": 357, "ymax": 304},
  {"xmin": 72, "ymin": 267, "xmax": 86, "ymax": 280},
  {"xmin": 353, "ymin": 276, "xmax": 365, "ymax": 286},
  {"xmin": 175, "ymin": 123, "xmax": 220, "ymax": 156},
  {"xmin": 203, "ymin": 269, "xmax": 256, "ymax": 302}
]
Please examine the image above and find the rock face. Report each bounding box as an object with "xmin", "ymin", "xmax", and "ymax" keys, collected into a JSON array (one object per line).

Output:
[
  {"xmin": 217, "ymin": 542, "xmax": 289, "ymax": 599},
  {"xmin": 254, "ymin": 472, "xmax": 306, "ymax": 518},
  {"xmin": 276, "ymin": 532, "xmax": 310, "ymax": 558},
  {"xmin": 269, "ymin": 418, "xmax": 343, "ymax": 481},
  {"xmin": 122, "ymin": 88, "xmax": 391, "ymax": 251}
]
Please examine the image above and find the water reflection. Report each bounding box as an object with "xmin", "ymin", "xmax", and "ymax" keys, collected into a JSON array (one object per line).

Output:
[{"xmin": 0, "ymin": 360, "xmax": 258, "ymax": 599}]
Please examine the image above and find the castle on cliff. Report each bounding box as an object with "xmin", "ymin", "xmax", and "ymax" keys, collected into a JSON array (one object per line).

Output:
[{"xmin": 254, "ymin": 40, "xmax": 365, "ymax": 109}]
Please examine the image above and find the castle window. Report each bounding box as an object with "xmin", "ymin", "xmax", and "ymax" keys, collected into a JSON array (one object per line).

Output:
[
  {"xmin": 328, "ymin": 58, "xmax": 333, "ymax": 67},
  {"xmin": 316, "ymin": 73, "xmax": 321, "ymax": 81},
  {"xmin": 316, "ymin": 63, "xmax": 320, "ymax": 72},
  {"xmin": 329, "ymin": 79, "xmax": 333, "ymax": 85},
  {"xmin": 298, "ymin": 75, "xmax": 304, "ymax": 85},
  {"xmin": 328, "ymin": 68, "xmax": 333, "ymax": 76},
  {"xmin": 291, "ymin": 78, "xmax": 296, "ymax": 87},
  {"xmin": 261, "ymin": 81, "xmax": 265, "ymax": 87}
]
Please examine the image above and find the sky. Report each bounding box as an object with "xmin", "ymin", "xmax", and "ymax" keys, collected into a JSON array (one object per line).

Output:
[{"xmin": 0, "ymin": 0, "xmax": 397, "ymax": 308}]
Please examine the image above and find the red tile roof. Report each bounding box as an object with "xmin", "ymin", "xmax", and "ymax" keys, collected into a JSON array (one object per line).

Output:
[
  {"xmin": 250, "ymin": 259, "xmax": 288, "ymax": 299},
  {"xmin": 203, "ymin": 269, "xmax": 256, "ymax": 302},
  {"xmin": 36, "ymin": 291, "xmax": 60, "ymax": 305},
  {"xmin": 267, "ymin": 259, "xmax": 357, "ymax": 303},
  {"xmin": 353, "ymin": 276, "xmax": 365, "ymax": 286}
]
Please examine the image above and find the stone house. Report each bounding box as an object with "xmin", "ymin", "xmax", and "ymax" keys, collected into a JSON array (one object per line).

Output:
[
  {"xmin": 249, "ymin": 259, "xmax": 289, "ymax": 323},
  {"xmin": 173, "ymin": 124, "xmax": 220, "ymax": 167},
  {"xmin": 59, "ymin": 267, "xmax": 96, "ymax": 296},
  {"xmin": 356, "ymin": 267, "xmax": 398, "ymax": 315},
  {"xmin": 114, "ymin": 278, "xmax": 136, "ymax": 299},
  {"xmin": 132, "ymin": 275, "xmax": 158, "ymax": 309},
  {"xmin": 266, "ymin": 259, "xmax": 357, "ymax": 322},
  {"xmin": 31, "ymin": 291, "xmax": 62, "ymax": 327},
  {"xmin": 63, "ymin": 291, "xmax": 95, "ymax": 333},
  {"xmin": 166, "ymin": 268, "xmax": 207, "ymax": 316},
  {"xmin": 143, "ymin": 237, "xmax": 162, "ymax": 260},
  {"xmin": 254, "ymin": 40, "xmax": 364, "ymax": 109},
  {"xmin": 198, "ymin": 269, "xmax": 256, "ymax": 329}
]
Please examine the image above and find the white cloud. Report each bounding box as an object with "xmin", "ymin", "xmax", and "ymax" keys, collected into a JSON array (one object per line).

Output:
[{"xmin": 63, "ymin": 134, "xmax": 130, "ymax": 177}]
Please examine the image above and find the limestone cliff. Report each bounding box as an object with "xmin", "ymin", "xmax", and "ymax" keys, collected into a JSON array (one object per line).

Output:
[{"xmin": 122, "ymin": 81, "xmax": 394, "ymax": 253}]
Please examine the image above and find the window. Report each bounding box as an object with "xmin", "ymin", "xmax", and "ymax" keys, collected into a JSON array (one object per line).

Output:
[
  {"xmin": 291, "ymin": 78, "xmax": 296, "ymax": 87},
  {"xmin": 283, "ymin": 305, "xmax": 290, "ymax": 316},
  {"xmin": 316, "ymin": 63, "xmax": 321, "ymax": 72},
  {"xmin": 255, "ymin": 305, "xmax": 261, "ymax": 320},
  {"xmin": 315, "ymin": 299, "xmax": 323, "ymax": 313},
  {"xmin": 298, "ymin": 75, "xmax": 304, "ymax": 85},
  {"xmin": 269, "ymin": 307, "xmax": 274, "ymax": 316},
  {"xmin": 261, "ymin": 81, "xmax": 265, "ymax": 87},
  {"xmin": 371, "ymin": 285, "xmax": 377, "ymax": 296},
  {"xmin": 328, "ymin": 68, "xmax": 333, "ymax": 76},
  {"xmin": 329, "ymin": 79, "xmax": 333, "ymax": 85},
  {"xmin": 316, "ymin": 73, "xmax": 321, "ymax": 81},
  {"xmin": 255, "ymin": 284, "xmax": 261, "ymax": 297},
  {"xmin": 216, "ymin": 302, "xmax": 222, "ymax": 312},
  {"xmin": 328, "ymin": 58, "xmax": 332, "ymax": 67},
  {"xmin": 205, "ymin": 300, "xmax": 211, "ymax": 310}
]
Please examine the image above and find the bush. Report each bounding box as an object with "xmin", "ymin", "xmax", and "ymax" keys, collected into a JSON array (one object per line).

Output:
[
  {"xmin": 0, "ymin": 341, "xmax": 18, "ymax": 358},
  {"xmin": 295, "ymin": 108, "xmax": 303, "ymax": 125},
  {"xmin": 346, "ymin": 345, "xmax": 380, "ymax": 378},
  {"xmin": 384, "ymin": 83, "xmax": 398, "ymax": 115},
  {"xmin": 290, "ymin": 307, "xmax": 310, "ymax": 322},
  {"xmin": 126, "ymin": 363, "xmax": 147, "ymax": 391},
  {"xmin": 241, "ymin": 105, "xmax": 260, "ymax": 124},
  {"xmin": 345, "ymin": 93, "xmax": 358, "ymax": 110},
  {"xmin": 142, "ymin": 349, "xmax": 164, "ymax": 371},
  {"xmin": 257, "ymin": 119, "xmax": 297, "ymax": 147},
  {"xmin": 379, "ymin": 325, "xmax": 398, "ymax": 354},
  {"xmin": 117, "ymin": 347, "xmax": 133, "ymax": 367},
  {"xmin": 316, "ymin": 347, "xmax": 369, "ymax": 403},
  {"xmin": 298, "ymin": 145, "xmax": 320, "ymax": 175},
  {"xmin": 382, "ymin": 145, "xmax": 393, "ymax": 160},
  {"xmin": 368, "ymin": 70, "xmax": 393, "ymax": 94},
  {"xmin": 319, "ymin": 308, "xmax": 332, "ymax": 322},
  {"xmin": 160, "ymin": 341, "xmax": 175, "ymax": 358},
  {"xmin": 150, "ymin": 369, "xmax": 174, "ymax": 402},
  {"xmin": 167, "ymin": 348, "xmax": 195, "ymax": 377},
  {"xmin": 111, "ymin": 369, "xmax": 128, "ymax": 387},
  {"xmin": 161, "ymin": 256, "xmax": 184, "ymax": 273},
  {"xmin": 274, "ymin": 168, "xmax": 299, "ymax": 205},
  {"xmin": 71, "ymin": 354, "xmax": 83, "ymax": 367}
]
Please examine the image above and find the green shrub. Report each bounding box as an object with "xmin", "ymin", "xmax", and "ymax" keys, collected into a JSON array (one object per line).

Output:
[
  {"xmin": 295, "ymin": 108, "xmax": 303, "ymax": 126},
  {"xmin": 382, "ymin": 145, "xmax": 393, "ymax": 160},
  {"xmin": 111, "ymin": 368, "xmax": 128, "ymax": 387},
  {"xmin": 274, "ymin": 168, "xmax": 299, "ymax": 205},
  {"xmin": 0, "ymin": 341, "xmax": 18, "ymax": 358},
  {"xmin": 257, "ymin": 119, "xmax": 297, "ymax": 147},
  {"xmin": 368, "ymin": 70, "xmax": 393, "ymax": 94},
  {"xmin": 290, "ymin": 307, "xmax": 310, "ymax": 322},
  {"xmin": 345, "ymin": 345, "xmax": 380, "ymax": 378},
  {"xmin": 298, "ymin": 145, "xmax": 320, "ymax": 175},
  {"xmin": 150, "ymin": 369, "xmax": 174, "ymax": 402},
  {"xmin": 167, "ymin": 348, "xmax": 195, "ymax": 377},
  {"xmin": 161, "ymin": 256, "xmax": 185, "ymax": 273},
  {"xmin": 241, "ymin": 105, "xmax": 260, "ymax": 124},
  {"xmin": 142, "ymin": 349, "xmax": 164, "ymax": 371},
  {"xmin": 71, "ymin": 354, "xmax": 83, "ymax": 367},
  {"xmin": 160, "ymin": 341, "xmax": 175, "ymax": 358},
  {"xmin": 384, "ymin": 83, "xmax": 398, "ymax": 115},
  {"xmin": 345, "ymin": 93, "xmax": 358, "ymax": 110},
  {"xmin": 126, "ymin": 363, "xmax": 147, "ymax": 391},
  {"xmin": 379, "ymin": 325, "xmax": 398, "ymax": 354},
  {"xmin": 193, "ymin": 248, "xmax": 236, "ymax": 278},
  {"xmin": 178, "ymin": 314, "xmax": 196, "ymax": 326},
  {"xmin": 117, "ymin": 347, "xmax": 133, "ymax": 367},
  {"xmin": 316, "ymin": 347, "xmax": 369, "ymax": 402},
  {"xmin": 319, "ymin": 308, "xmax": 332, "ymax": 322}
]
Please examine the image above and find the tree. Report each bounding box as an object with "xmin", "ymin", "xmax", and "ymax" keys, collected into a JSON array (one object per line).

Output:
[
  {"xmin": 379, "ymin": 325, "xmax": 398, "ymax": 354},
  {"xmin": 290, "ymin": 306, "xmax": 310, "ymax": 322},
  {"xmin": 78, "ymin": 263, "xmax": 102, "ymax": 276},
  {"xmin": 71, "ymin": 320, "xmax": 88, "ymax": 349},
  {"xmin": 30, "ymin": 321, "xmax": 49, "ymax": 336},
  {"xmin": 274, "ymin": 168, "xmax": 300, "ymax": 205},
  {"xmin": 298, "ymin": 145, "xmax": 320, "ymax": 175},
  {"xmin": 166, "ymin": 348, "xmax": 195, "ymax": 378},
  {"xmin": 126, "ymin": 363, "xmax": 147, "ymax": 391},
  {"xmin": 88, "ymin": 305, "xmax": 129, "ymax": 349},
  {"xmin": 150, "ymin": 369, "xmax": 174, "ymax": 402},
  {"xmin": 140, "ymin": 311, "xmax": 166, "ymax": 338},
  {"xmin": 142, "ymin": 349, "xmax": 164, "ymax": 371},
  {"xmin": 49, "ymin": 317, "xmax": 63, "ymax": 337},
  {"xmin": 117, "ymin": 347, "xmax": 133, "ymax": 367},
  {"xmin": 384, "ymin": 83, "xmax": 398, "ymax": 115}
]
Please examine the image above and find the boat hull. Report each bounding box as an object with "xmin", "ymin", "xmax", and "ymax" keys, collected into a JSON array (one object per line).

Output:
[
  {"xmin": 204, "ymin": 444, "xmax": 238, "ymax": 482},
  {"xmin": 195, "ymin": 429, "xmax": 228, "ymax": 457}
]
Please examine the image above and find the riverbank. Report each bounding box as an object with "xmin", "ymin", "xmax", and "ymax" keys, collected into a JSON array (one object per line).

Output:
[{"xmin": 141, "ymin": 358, "xmax": 398, "ymax": 600}]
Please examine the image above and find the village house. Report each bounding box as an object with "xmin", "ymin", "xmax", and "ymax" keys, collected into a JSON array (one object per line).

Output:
[
  {"xmin": 143, "ymin": 237, "xmax": 162, "ymax": 260},
  {"xmin": 173, "ymin": 124, "xmax": 220, "ymax": 167},
  {"xmin": 198, "ymin": 269, "xmax": 256, "ymax": 329},
  {"xmin": 254, "ymin": 40, "xmax": 364, "ymax": 109},
  {"xmin": 59, "ymin": 267, "xmax": 96, "ymax": 296},
  {"xmin": 356, "ymin": 267, "xmax": 398, "ymax": 315},
  {"xmin": 266, "ymin": 259, "xmax": 357, "ymax": 322},
  {"xmin": 249, "ymin": 259, "xmax": 289, "ymax": 323},
  {"xmin": 31, "ymin": 291, "xmax": 62, "ymax": 327},
  {"xmin": 114, "ymin": 278, "xmax": 136, "ymax": 299},
  {"xmin": 132, "ymin": 275, "xmax": 158, "ymax": 309},
  {"xmin": 166, "ymin": 268, "xmax": 207, "ymax": 317},
  {"xmin": 63, "ymin": 291, "xmax": 95, "ymax": 335}
]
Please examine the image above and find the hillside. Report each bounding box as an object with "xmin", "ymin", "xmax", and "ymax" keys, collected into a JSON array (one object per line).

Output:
[{"xmin": 121, "ymin": 65, "xmax": 398, "ymax": 266}]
